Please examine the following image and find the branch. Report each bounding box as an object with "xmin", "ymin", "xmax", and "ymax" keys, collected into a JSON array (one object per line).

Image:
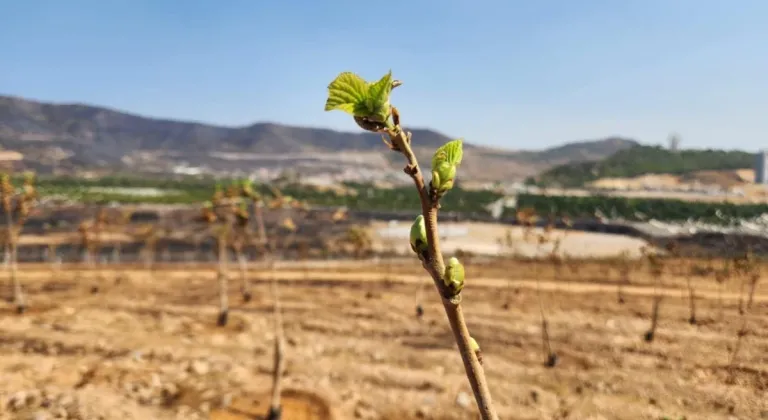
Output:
[{"xmin": 385, "ymin": 109, "xmax": 498, "ymax": 420}]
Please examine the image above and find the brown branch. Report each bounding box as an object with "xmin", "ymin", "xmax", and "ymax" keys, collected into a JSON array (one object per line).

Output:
[
  {"xmin": 2, "ymin": 173, "xmax": 36, "ymax": 314},
  {"xmin": 267, "ymin": 259, "xmax": 285, "ymax": 420},
  {"xmin": 385, "ymin": 113, "xmax": 498, "ymax": 419}
]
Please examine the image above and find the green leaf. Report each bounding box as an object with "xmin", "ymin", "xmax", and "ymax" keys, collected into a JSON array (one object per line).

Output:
[
  {"xmin": 324, "ymin": 72, "xmax": 369, "ymax": 115},
  {"xmin": 432, "ymin": 139, "xmax": 464, "ymax": 170},
  {"xmin": 431, "ymin": 139, "xmax": 464, "ymax": 195},
  {"xmin": 324, "ymin": 71, "xmax": 395, "ymax": 122},
  {"xmin": 367, "ymin": 70, "xmax": 393, "ymax": 121}
]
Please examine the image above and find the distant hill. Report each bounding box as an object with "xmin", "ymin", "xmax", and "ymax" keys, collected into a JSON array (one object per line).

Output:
[
  {"xmin": 534, "ymin": 145, "xmax": 755, "ymax": 188},
  {"xmin": 0, "ymin": 94, "xmax": 637, "ymax": 181}
]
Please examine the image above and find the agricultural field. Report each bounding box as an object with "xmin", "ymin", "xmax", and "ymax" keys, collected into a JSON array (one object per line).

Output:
[
  {"xmin": 0, "ymin": 168, "xmax": 765, "ymax": 419},
  {"xmin": 0, "ymin": 253, "xmax": 765, "ymax": 419}
]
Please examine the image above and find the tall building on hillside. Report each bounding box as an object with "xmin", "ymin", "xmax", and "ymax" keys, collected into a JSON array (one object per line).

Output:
[{"xmin": 756, "ymin": 150, "xmax": 768, "ymax": 184}]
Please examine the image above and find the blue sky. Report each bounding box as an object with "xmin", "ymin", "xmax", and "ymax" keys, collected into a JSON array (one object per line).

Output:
[{"xmin": 2, "ymin": 0, "xmax": 767, "ymax": 151}]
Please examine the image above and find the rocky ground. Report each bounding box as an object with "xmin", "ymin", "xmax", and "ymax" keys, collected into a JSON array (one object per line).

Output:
[{"xmin": 0, "ymin": 258, "xmax": 766, "ymax": 420}]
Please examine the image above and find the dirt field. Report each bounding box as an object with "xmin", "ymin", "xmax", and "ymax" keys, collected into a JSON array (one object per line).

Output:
[
  {"xmin": 371, "ymin": 223, "xmax": 652, "ymax": 259},
  {"xmin": 0, "ymin": 258, "xmax": 766, "ymax": 420}
]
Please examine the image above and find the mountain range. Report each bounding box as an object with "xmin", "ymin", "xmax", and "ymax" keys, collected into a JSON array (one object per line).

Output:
[{"xmin": 0, "ymin": 94, "xmax": 639, "ymax": 182}]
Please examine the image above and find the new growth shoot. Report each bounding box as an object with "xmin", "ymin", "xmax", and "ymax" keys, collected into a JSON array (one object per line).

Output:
[
  {"xmin": 324, "ymin": 71, "xmax": 498, "ymax": 419},
  {"xmin": 2, "ymin": 171, "xmax": 38, "ymax": 314},
  {"xmin": 201, "ymin": 184, "xmax": 235, "ymax": 327}
]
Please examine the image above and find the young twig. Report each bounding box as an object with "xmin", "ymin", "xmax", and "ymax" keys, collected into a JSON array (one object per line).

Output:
[
  {"xmin": 231, "ymin": 197, "xmax": 253, "ymax": 303},
  {"xmin": 714, "ymin": 259, "xmax": 730, "ymax": 322},
  {"xmin": 242, "ymin": 179, "xmax": 294, "ymax": 419},
  {"xmin": 538, "ymin": 231, "xmax": 559, "ymax": 367},
  {"xmin": 746, "ymin": 271, "xmax": 760, "ymax": 311},
  {"xmin": 728, "ymin": 247, "xmax": 756, "ymax": 380},
  {"xmin": 686, "ymin": 265, "xmax": 699, "ymax": 325},
  {"xmin": 616, "ymin": 251, "xmax": 633, "ymax": 305},
  {"xmin": 266, "ymin": 188, "xmax": 300, "ymax": 420},
  {"xmin": 81, "ymin": 207, "xmax": 108, "ymax": 293},
  {"xmin": 112, "ymin": 208, "xmax": 132, "ymax": 280},
  {"xmin": 137, "ymin": 225, "xmax": 159, "ymax": 275},
  {"xmin": 644, "ymin": 247, "xmax": 666, "ymax": 343},
  {"xmin": 498, "ymin": 228, "xmax": 518, "ymax": 310},
  {"xmin": 2, "ymin": 172, "xmax": 38, "ymax": 314},
  {"xmin": 727, "ymin": 317, "xmax": 749, "ymax": 380},
  {"xmin": 266, "ymin": 257, "xmax": 285, "ymax": 420},
  {"xmin": 201, "ymin": 184, "xmax": 236, "ymax": 327},
  {"xmin": 46, "ymin": 240, "xmax": 59, "ymax": 273},
  {"xmin": 325, "ymin": 72, "xmax": 498, "ymax": 419},
  {"xmin": 733, "ymin": 247, "xmax": 755, "ymax": 316}
]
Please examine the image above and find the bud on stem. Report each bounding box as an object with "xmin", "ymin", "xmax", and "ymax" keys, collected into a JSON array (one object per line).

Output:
[
  {"xmin": 444, "ymin": 256, "xmax": 465, "ymax": 297},
  {"xmin": 469, "ymin": 336, "xmax": 483, "ymax": 365},
  {"xmin": 409, "ymin": 215, "xmax": 428, "ymax": 259},
  {"xmin": 430, "ymin": 139, "xmax": 464, "ymax": 199}
]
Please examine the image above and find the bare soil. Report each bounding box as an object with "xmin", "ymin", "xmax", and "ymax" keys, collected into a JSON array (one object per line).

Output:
[{"xmin": 0, "ymin": 258, "xmax": 766, "ymax": 419}]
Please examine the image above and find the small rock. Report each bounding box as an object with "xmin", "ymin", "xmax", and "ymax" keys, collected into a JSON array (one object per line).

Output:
[
  {"xmin": 220, "ymin": 393, "xmax": 233, "ymax": 408},
  {"xmin": 32, "ymin": 410, "xmax": 50, "ymax": 420},
  {"xmin": 189, "ymin": 360, "xmax": 209, "ymax": 376},
  {"xmin": 150, "ymin": 374, "xmax": 162, "ymax": 389},
  {"xmin": 162, "ymin": 383, "xmax": 179, "ymax": 399},
  {"xmin": 340, "ymin": 390, "xmax": 357, "ymax": 402},
  {"xmin": 456, "ymin": 391, "xmax": 471, "ymax": 409},
  {"xmin": 137, "ymin": 388, "xmax": 154, "ymax": 405},
  {"xmin": 200, "ymin": 389, "xmax": 216, "ymax": 400},
  {"xmin": 199, "ymin": 402, "xmax": 211, "ymax": 413},
  {"xmin": 26, "ymin": 390, "xmax": 41, "ymax": 408},
  {"xmin": 210, "ymin": 334, "xmax": 226, "ymax": 346},
  {"xmin": 530, "ymin": 390, "xmax": 539, "ymax": 403},
  {"xmin": 354, "ymin": 405, "xmax": 377, "ymax": 419},
  {"xmin": 57, "ymin": 394, "xmax": 74, "ymax": 407}
]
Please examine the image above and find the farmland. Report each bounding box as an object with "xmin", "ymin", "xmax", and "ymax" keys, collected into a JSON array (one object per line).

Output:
[
  {"xmin": 0, "ymin": 221, "xmax": 766, "ymax": 419},
  {"xmin": 0, "ymin": 166, "xmax": 765, "ymax": 420}
]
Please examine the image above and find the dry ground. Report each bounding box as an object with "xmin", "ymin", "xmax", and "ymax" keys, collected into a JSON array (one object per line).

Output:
[
  {"xmin": 0, "ymin": 258, "xmax": 766, "ymax": 420},
  {"xmin": 370, "ymin": 223, "xmax": 652, "ymax": 258}
]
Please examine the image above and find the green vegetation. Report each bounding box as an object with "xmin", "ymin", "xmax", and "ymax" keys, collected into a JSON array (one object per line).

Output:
[
  {"xmin": 513, "ymin": 193, "xmax": 768, "ymax": 224},
  {"xmin": 534, "ymin": 145, "xmax": 754, "ymax": 188},
  {"xmin": 28, "ymin": 174, "xmax": 768, "ymax": 225},
  {"xmin": 33, "ymin": 174, "xmax": 504, "ymax": 210}
]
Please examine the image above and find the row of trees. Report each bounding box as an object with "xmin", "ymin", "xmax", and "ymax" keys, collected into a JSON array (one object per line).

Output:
[
  {"xmin": 17, "ymin": 170, "xmax": 768, "ymax": 227},
  {"xmin": 533, "ymin": 145, "xmax": 755, "ymax": 188},
  {"xmin": 6, "ymin": 174, "xmax": 315, "ymax": 419},
  {"xmin": 513, "ymin": 193, "xmax": 768, "ymax": 224},
  {"xmin": 496, "ymin": 217, "xmax": 761, "ymax": 385},
  {"xmin": 200, "ymin": 179, "xmax": 296, "ymax": 419}
]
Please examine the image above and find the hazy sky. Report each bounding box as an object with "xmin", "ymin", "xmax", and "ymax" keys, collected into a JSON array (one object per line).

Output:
[{"xmin": 2, "ymin": 0, "xmax": 767, "ymax": 151}]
